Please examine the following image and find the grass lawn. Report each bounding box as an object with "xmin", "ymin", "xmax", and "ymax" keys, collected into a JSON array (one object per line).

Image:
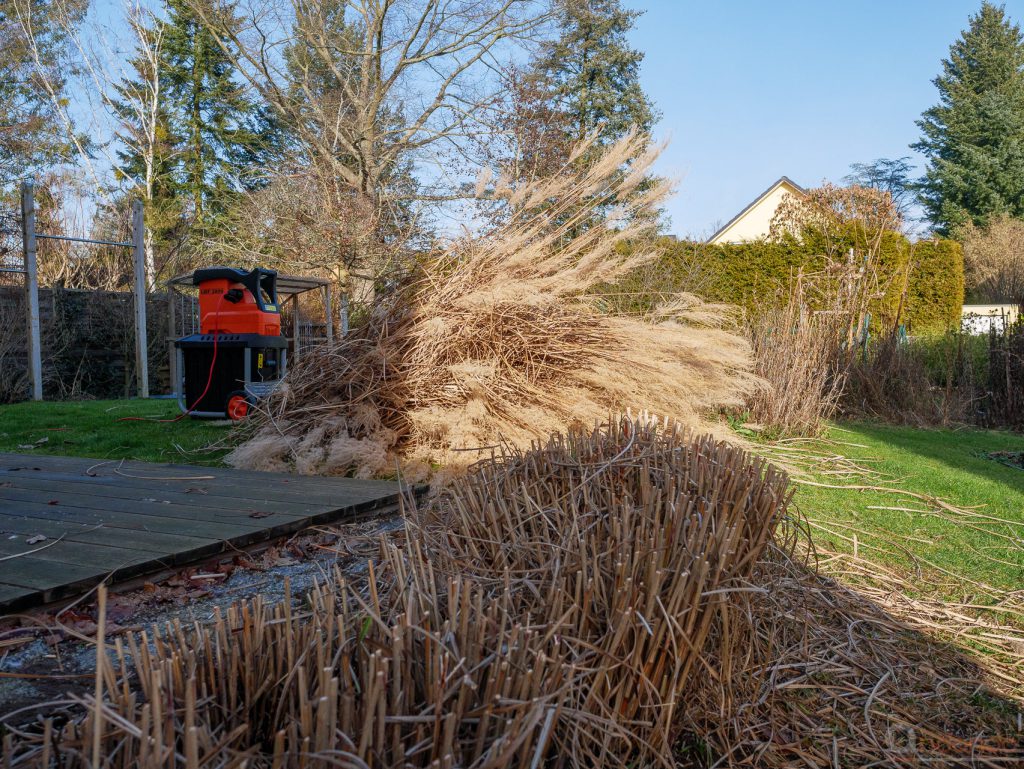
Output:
[
  {"xmin": 0, "ymin": 399, "xmax": 234, "ymax": 466},
  {"xmin": 788, "ymin": 421, "xmax": 1024, "ymax": 594}
]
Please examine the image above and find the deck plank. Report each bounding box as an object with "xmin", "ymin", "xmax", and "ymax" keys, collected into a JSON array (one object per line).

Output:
[{"xmin": 0, "ymin": 452, "xmax": 408, "ymax": 613}]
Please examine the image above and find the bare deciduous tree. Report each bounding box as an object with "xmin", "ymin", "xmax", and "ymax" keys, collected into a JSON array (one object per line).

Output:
[
  {"xmin": 105, "ymin": 2, "xmax": 168, "ymax": 288},
  {"xmin": 962, "ymin": 214, "xmax": 1024, "ymax": 303},
  {"xmin": 188, "ymin": 0, "xmax": 549, "ymax": 290}
]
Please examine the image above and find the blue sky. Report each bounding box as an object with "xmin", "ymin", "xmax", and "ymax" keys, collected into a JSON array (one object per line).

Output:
[{"xmin": 625, "ymin": 1, "xmax": 1024, "ymax": 238}]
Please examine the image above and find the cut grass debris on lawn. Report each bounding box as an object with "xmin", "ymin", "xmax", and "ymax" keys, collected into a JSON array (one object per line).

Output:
[
  {"xmin": 0, "ymin": 399, "xmax": 232, "ymax": 466},
  {"xmin": 766, "ymin": 421, "xmax": 1024, "ymax": 595}
]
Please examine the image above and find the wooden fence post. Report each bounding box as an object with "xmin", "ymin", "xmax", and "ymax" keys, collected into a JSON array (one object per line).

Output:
[
  {"xmin": 132, "ymin": 200, "xmax": 149, "ymax": 398},
  {"xmin": 20, "ymin": 182, "xmax": 43, "ymax": 401}
]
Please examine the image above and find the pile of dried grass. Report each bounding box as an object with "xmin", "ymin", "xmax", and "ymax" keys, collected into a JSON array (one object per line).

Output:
[
  {"xmin": 229, "ymin": 135, "xmax": 756, "ymax": 478},
  {"xmin": 4, "ymin": 419, "xmax": 1021, "ymax": 767},
  {"xmin": 413, "ymin": 417, "xmax": 790, "ymax": 764}
]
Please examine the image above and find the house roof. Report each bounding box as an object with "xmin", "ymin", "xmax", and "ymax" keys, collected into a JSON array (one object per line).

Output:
[{"xmin": 707, "ymin": 176, "xmax": 807, "ymax": 244}]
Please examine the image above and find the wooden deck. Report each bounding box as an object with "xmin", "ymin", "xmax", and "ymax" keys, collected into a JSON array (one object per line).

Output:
[{"xmin": 0, "ymin": 453, "xmax": 407, "ymax": 613}]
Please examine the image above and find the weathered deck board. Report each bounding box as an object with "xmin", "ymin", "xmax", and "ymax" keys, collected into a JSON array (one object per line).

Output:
[{"xmin": 0, "ymin": 453, "xmax": 406, "ymax": 612}]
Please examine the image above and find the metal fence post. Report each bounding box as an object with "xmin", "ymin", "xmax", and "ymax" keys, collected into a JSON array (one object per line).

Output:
[
  {"xmin": 168, "ymin": 289, "xmax": 178, "ymax": 398},
  {"xmin": 324, "ymin": 283, "xmax": 334, "ymax": 346},
  {"xmin": 132, "ymin": 200, "xmax": 149, "ymax": 398},
  {"xmin": 20, "ymin": 182, "xmax": 43, "ymax": 401}
]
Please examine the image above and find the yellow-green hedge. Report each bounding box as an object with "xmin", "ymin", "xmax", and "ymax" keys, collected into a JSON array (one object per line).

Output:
[
  {"xmin": 904, "ymin": 240, "xmax": 964, "ymax": 332},
  {"xmin": 642, "ymin": 229, "xmax": 964, "ymax": 334}
]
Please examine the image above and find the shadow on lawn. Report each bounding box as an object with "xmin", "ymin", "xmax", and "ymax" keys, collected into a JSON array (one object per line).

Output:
[
  {"xmin": 682, "ymin": 553, "xmax": 1024, "ymax": 765},
  {"xmin": 840, "ymin": 420, "xmax": 1024, "ymax": 495}
]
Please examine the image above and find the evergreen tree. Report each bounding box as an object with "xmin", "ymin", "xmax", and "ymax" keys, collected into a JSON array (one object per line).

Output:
[
  {"xmin": 531, "ymin": 0, "xmax": 658, "ymax": 148},
  {"xmin": 914, "ymin": 2, "xmax": 1024, "ymax": 235},
  {"xmin": 507, "ymin": 0, "xmax": 662, "ymax": 230},
  {"xmin": 160, "ymin": 0, "xmax": 278, "ymax": 230}
]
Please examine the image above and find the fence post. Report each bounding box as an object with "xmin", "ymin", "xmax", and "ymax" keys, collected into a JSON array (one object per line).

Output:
[
  {"xmin": 168, "ymin": 289, "xmax": 178, "ymax": 398},
  {"xmin": 132, "ymin": 200, "xmax": 149, "ymax": 398},
  {"xmin": 324, "ymin": 283, "xmax": 334, "ymax": 346},
  {"xmin": 292, "ymin": 294, "xmax": 301, "ymax": 360},
  {"xmin": 20, "ymin": 182, "xmax": 43, "ymax": 401}
]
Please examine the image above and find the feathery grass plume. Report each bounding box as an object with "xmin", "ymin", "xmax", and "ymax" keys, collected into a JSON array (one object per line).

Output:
[{"xmin": 228, "ymin": 132, "xmax": 757, "ymax": 477}]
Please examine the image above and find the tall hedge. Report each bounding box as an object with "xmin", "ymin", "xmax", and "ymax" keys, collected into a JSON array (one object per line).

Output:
[
  {"xmin": 642, "ymin": 229, "xmax": 963, "ymax": 334},
  {"xmin": 905, "ymin": 240, "xmax": 964, "ymax": 332}
]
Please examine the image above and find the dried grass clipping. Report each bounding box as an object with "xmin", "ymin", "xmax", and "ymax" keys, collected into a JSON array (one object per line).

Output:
[{"xmin": 229, "ymin": 133, "xmax": 757, "ymax": 477}]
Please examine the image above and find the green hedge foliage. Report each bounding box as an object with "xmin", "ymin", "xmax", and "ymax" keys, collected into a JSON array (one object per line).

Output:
[
  {"xmin": 904, "ymin": 240, "xmax": 965, "ymax": 332},
  {"xmin": 644, "ymin": 229, "xmax": 964, "ymax": 333}
]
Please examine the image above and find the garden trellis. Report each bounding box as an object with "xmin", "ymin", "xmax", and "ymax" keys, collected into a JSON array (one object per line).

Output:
[{"xmin": 14, "ymin": 182, "xmax": 149, "ymax": 400}]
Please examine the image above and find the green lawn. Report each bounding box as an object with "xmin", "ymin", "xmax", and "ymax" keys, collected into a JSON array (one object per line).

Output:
[
  {"xmin": 786, "ymin": 422, "xmax": 1024, "ymax": 594},
  {"xmin": 0, "ymin": 399, "xmax": 234, "ymax": 465}
]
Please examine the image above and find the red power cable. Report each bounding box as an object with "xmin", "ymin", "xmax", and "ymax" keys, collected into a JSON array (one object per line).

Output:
[{"xmin": 119, "ymin": 294, "xmax": 226, "ymax": 423}]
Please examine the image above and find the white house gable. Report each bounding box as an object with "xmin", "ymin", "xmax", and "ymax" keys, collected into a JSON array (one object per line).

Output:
[{"xmin": 708, "ymin": 177, "xmax": 807, "ymax": 244}]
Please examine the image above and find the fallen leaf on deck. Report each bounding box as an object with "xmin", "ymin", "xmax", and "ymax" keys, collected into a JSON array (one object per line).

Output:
[{"xmin": 248, "ymin": 511, "xmax": 273, "ymax": 519}]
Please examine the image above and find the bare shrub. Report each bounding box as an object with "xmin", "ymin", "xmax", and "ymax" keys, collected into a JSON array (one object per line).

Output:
[
  {"xmin": 842, "ymin": 332, "xmax": 980, "ymax": 426},
  {"xmin": 987, "ymin": 296, "xmax": 1024, "ymax": 429},
  {"xmin": 962, "ymin": 215, "xmax": 1024, "ymax": 303},
  {"xmin": 0, "ymin": 291, "xmax": 28, "ymax": 402},
  {"xmin": 769, "ymin": 182, "xmax": 903, "ymax": 250},
  {"xmin": 229, "ymin": 134, "xmax": 758, "ymax": 477},
  {"xmin": 743, "ymin": 256, "xmax": 886, "ymax": 436}
]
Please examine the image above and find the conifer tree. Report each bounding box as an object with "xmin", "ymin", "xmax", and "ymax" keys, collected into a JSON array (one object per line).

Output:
[
  {"xmin": 914, "ymin": 2, "xmax": 1024, "ymax": 235},
  {"xmin": 507, "ymin": 0, "xmax": 661, "ymax": 230},
  {"xmin": 160, "ymin": 0, "xmax": 277, "ymax": 231},
  {"xmin": 531, "ymin": 0, "xmax": 658, "ymax": 148}
]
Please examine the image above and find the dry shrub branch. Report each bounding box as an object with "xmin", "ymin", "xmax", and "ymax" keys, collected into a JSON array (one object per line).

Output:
[
  {"xmin": 745, "ymin": 255, "xmax": 886, "ymax": 436},
  {"xmin": 228, "ymin": 134, "xmax": 757, "ymax": 477},
  {"xmin": 3, "ymin": 419, "xmax": 1021, "ymax": 767}
]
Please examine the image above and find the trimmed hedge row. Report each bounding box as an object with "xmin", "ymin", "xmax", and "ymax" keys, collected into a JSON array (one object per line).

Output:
[
  {"xmin": 904, "ymin": 240, "xmax": 965, "ymax": 332},
  {"xmin": 644, "ymin": 229, "xmax": 964, "ymax": 333}
]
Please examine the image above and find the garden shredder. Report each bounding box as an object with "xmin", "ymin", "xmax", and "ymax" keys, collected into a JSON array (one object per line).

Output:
[{"xmin": 174, "ymin": 267, "xmax": 288, "ymax": 420}]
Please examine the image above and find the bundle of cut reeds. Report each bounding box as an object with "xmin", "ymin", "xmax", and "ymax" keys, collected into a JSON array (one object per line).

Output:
[
  {"xmin": 1, "ymin": 419, "xmax": 787, "ymax": 768},
  {"xmin": 228, "ymin": 134, "xmax": 757, "ymax": 478}
]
